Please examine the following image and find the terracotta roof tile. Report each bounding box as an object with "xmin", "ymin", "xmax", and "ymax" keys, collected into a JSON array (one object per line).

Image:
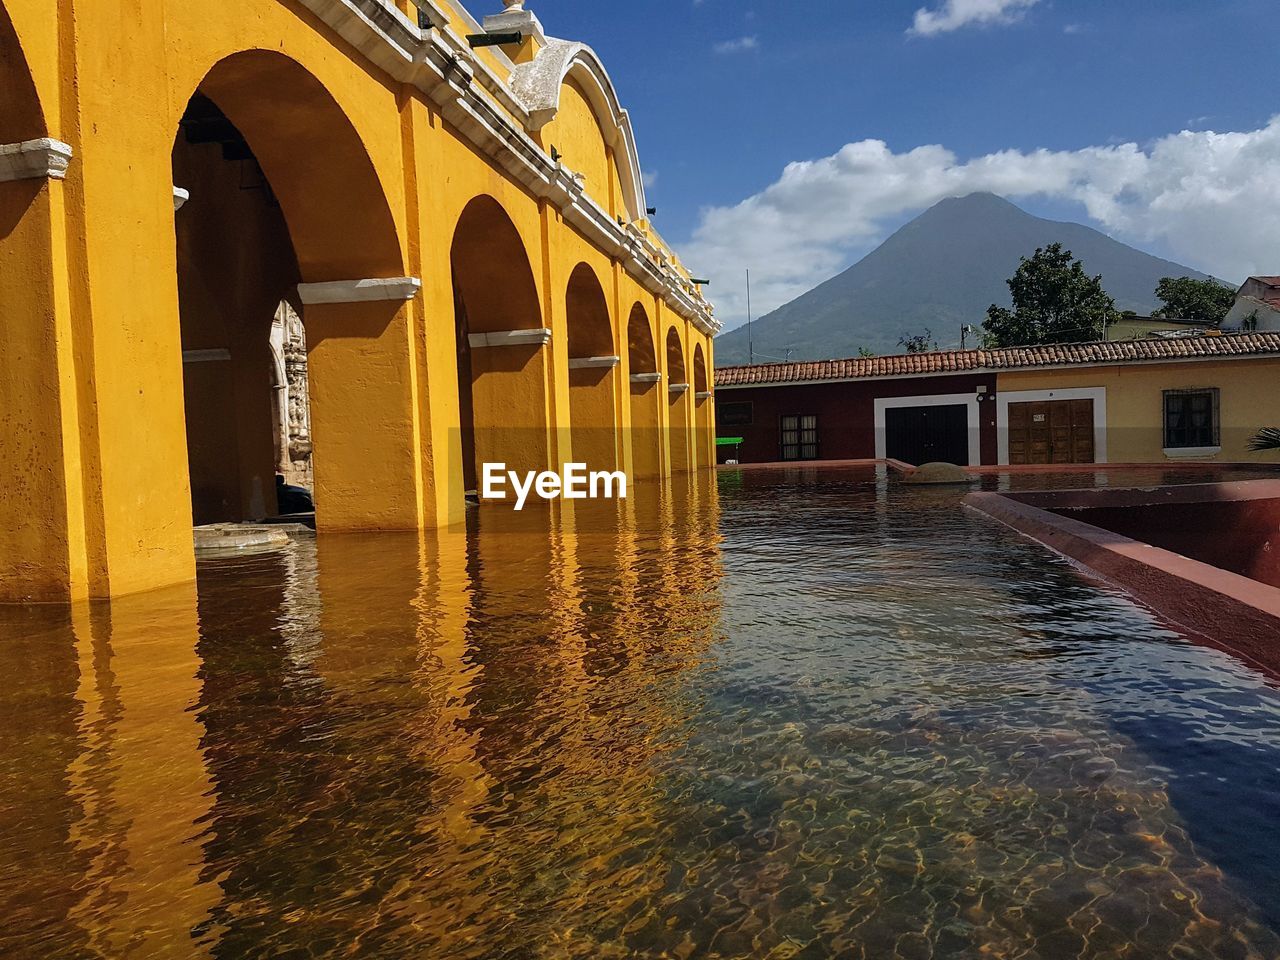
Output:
[{"xmin": 714, "ymin": 332, "xmax": 1280, "ymax": 388}]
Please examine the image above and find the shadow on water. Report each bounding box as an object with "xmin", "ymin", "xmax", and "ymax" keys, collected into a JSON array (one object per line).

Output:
[{"xmin": 0, "ymin": 467, "xmax": 1278, "ymax": 958}]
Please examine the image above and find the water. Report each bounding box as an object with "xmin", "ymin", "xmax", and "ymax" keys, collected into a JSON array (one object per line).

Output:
[{"xmin": 2, "ymin": 466, "xmax": 1279, "ymax": 959}]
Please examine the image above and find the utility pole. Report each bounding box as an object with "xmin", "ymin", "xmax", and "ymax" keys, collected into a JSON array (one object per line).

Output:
[{"xmin": 746, "ymin": 268, "xmax": 754, "ymax": 365}]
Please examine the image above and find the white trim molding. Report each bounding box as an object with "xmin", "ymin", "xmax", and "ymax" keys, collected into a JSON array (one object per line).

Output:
[
  {"xmin": 874, "ymin": 393, "xmax": 983, "ymax": 467},
  {"xmin": 630, "ymin": 372, "xmax": 662, "ymax": 384},
  {"xmin": 996, "ymin": 387, "xmax": 1108, "ymax": 465},
  {"xmin": 1164, "ymin": 446, "xmax": 1222, "ymax": 460},
  {"xmin": 173, "ymin": 187, "xmax": 190, "ymax": 211},
  {"xmin": 0, "ymin": 138, "xmax": 73, "ymax": 183},
  {"xmin": 182, "ymin": 348, "xmax": 232, "ymax": 363},
  {"xmin": 297, "ymin": 277, "xmax": 421, "ymax": 304},
  {"xmin": 669, "ymin": 382, "xmax": 690, "ymax": 395},
  {"xmin": 568, "ymin": 355, "xmax": 620, "ymax": 370},
  {"xmin": 468, "ymin": 328, "xmax": 552, "ymax": 349}
]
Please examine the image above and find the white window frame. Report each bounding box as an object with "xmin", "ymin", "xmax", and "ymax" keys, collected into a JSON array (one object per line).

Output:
[
  {"xmin": 874, "ymin": 393, "xmax": 982, "ymax": 466},
  {"xmin": 996, "ymin": 387, "xmax": 1108, "ymax": 465}
]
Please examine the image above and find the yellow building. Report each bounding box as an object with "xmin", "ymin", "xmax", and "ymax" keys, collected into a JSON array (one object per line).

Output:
[{"xmin": 0, "ymin": 0, "xmax": 719, "ymax": 602}]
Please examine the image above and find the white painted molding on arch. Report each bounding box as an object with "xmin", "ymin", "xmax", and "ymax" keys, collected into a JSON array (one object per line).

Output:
[
  {"xmin": 173, "ymin": 187, "xmax": 190, "ymax": 211},
  {"xmin": 468, "ymin": 328, "xmax": 553, "ymax": 349},
  {"xmin": 0, "ymin": 138, "xmax": 73, "ymax": 183},
  {"xmin": 630, "ymin": 372, "xmax": 662, "ymax": 384},
  {"xmin": 669, "ymin": 382, "xmax": 690, "ymax": 395},
  {"xmin": 568, "ymin": 355, "xmax": 620, "ymax": 370},
  {"xmin": 297, "ymin": 277, "xmax": 422, "ymax": 305}
]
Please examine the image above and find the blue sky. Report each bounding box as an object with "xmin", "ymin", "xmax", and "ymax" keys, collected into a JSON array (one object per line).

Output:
[{"xmin": 530, "ymin": 0, "xmax": 1279, "ymax": 327}]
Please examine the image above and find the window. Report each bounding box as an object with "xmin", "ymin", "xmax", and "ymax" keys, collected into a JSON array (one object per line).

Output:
[
  {"xmin": 1163, "ymin": 389, "xmax": 1219, "ymax": 450},
  {"xmin": 718, "ymin": 401, "xmax": 754, "ymax": 428},
  {"xmin": 780, "ymin": 415, "xmax": 818, "ymax": 461}
]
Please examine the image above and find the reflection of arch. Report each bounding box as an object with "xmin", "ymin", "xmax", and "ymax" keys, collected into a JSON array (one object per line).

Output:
[
  {"xmin": 666, "ymin": 327, "xmax": 690, "ymax": 474},
  {"xmin": 185, "ymin": 51, "xmax": 403, "ymax": 282},
  {"xmin": 565, "ymin": 263, "xmax": 619, "ymax": 470},
  {"xmin": 452, "ymin": 196, "xmax": 550, "ymax": 496},
  {"xmin": 511, "ymin": 41, "xmax": 647, "ymax": 221},
  {"xmin": 174, "ymin": 51, "xmax": 413, "ymax": 530},
  {"xmin": 627, "ymin": 304, "xmax": 662, "ymax": 478},
  {"xmin": 0, "ymin": 7, "xmax": 44, "ymax": 143}
]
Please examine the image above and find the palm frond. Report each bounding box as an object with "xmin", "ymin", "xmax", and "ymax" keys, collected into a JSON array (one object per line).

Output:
[{"xmin": 1249, "ymin": 428, "xmax": 1280, "ymax": 452}]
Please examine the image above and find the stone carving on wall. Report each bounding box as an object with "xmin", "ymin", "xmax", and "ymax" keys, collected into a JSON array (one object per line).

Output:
[{"xmin": 270, "ymin": 301, "xmax": 313, "ymax": 490}]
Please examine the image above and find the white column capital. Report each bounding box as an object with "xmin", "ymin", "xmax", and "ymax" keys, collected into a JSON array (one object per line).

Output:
[
  {"xmin": 669, "ymin": 382, "xmax": 690, "ymax": 395},
  {"xmin": 297, "ymin": 277, "xmax": 422, "ymax": 305},
  {"xmin": 630, "ymin": 372, "xmax": 662, "ymax": 384},
  {"xmin": 568, "ymin": 355, "xmax": 620, "ymax": 370},
  {"xmin": 468, "ymin": 328, "xmax": 552, "ymax": 349},
  {"xmin": 0, "ymin": 138, "xmax": 73, "ymax": 183}
]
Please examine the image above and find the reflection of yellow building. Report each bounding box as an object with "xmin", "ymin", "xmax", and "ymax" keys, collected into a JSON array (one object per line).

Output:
[{"xmin": 0, "ymin": 0, "xmax": 718, "ymax": 602}]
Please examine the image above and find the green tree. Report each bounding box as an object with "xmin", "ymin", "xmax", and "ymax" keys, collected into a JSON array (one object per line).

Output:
[
  {"xmin": 1153, "ymin": 276, "xmax": 1236, "ymax": 324},
  {"xmin": 898, "ymin": 329, "xmax": 937, "ymax": 354},
  {"xmin": 983, "ymin": 243, "xmax": 1119, "ymax": 347}
]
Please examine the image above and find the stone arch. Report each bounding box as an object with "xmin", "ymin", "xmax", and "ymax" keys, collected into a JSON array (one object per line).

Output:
[
  {"xmin": 565, "ymin": 263, "xmax": 619, "ymax": 470},
  {"xmin": 627, "ymin": 303, "xmax": 662, "ymax": 479},
  {"xmin": 173, "ymin": 51, "xmax": 418, "ymax": 531},
  {"xmin": 511, "ymin": 42, "xmax": 646, "ymax": 221},
  {"xmin": 0, "ymin": 6, "xmax": 43, "ymax": 144},
  {"xmin": 693, "ymin": 342, "xmax": 712, "ymax": 470},
  {"xmin": 666, "ymin": 327, "xmax": 691, "ymax": 474},
  {"xmin": 451, "ymin": 195, "xmax": 551, "ymax": 499}
]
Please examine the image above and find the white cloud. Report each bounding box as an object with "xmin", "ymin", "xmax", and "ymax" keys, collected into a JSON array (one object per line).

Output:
[
  {"xmin": 713, "ymin": 35, "xmax": 759, "ymax": 54},
  {"xmin": 642, "ymin": 169, "xmax": 659, "ymax": 189},
  {"xmin": 680, "ymin": 118, "xmax": 1280, "ymax": 328},
  {"xmin": 910, "ymin": 0, "xmax": 1040, "ymax": 37}
]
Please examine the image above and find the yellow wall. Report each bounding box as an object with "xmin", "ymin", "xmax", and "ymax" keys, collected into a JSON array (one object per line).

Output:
[
  {"xmin": 998, "ymin": 358, "xmax": 1280, "ymax": 463},
  {"xmin": 0, "ymin": 0, "xmax": 717, "ymax": 601}
]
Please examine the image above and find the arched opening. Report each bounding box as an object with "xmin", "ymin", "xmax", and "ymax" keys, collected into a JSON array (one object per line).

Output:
[
  {"xmin": 566, "ymin": 263, "xmax": 619, "ymax": 472},
  {"xmin": 451, "ymin": 196, "xmax": 550, "ymax": 502},
  {"xmin": 693, "ymin": 343, "xmax": 713, "ymax": 471},
  {"xmin": 666, "ymin": 328, "xmax": 691, "ymax": 474},
  {"xmin": 173, "ymin": 52, "xmax": 411, "ymax": 532},
  {"xmin": 0, "ymin": 7, "xmax": 43, "ymax": 145},
  {"xmin": 627, "ymin": 304, "xmax": 662, "ymax": 479}
]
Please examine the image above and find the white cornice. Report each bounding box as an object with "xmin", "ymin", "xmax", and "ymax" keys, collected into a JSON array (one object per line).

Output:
[
  {"xmin": 0, "ymin": 138, "xmax": 73, "ymax": 183},
  {"xmin": 469, "ymin": 328, "xmax": 553, "ymax": 348},
  {"xmin": 568, "ymin": 355, "xmax": 621, "ymax": 369},
  {"xmin": 298, "ymin": 277, "xmax": 422, "ymax": 304},
  {"xmin": 291, "ymin": 0, "xmax": 718, "ymax": 336}
]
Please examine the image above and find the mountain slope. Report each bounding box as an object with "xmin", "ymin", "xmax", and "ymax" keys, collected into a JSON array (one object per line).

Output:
[{"xmin": 714, "ymin": 193, "xmax": 1216, "ymax": 364}]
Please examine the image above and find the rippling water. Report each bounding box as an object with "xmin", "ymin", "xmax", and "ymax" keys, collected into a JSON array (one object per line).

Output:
[{"xmin": 2, "ymin": 466, "xmax": 1279, "ymax": 959}]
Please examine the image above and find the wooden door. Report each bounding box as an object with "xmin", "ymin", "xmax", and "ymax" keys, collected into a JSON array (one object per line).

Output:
[{"xmin": 1008, "ymin": 399, "xmax": 1094, "ymax": 465}]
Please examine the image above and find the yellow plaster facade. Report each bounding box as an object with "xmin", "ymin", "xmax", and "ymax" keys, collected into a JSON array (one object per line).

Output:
[
  {"xmin": 997, "ymin": 357, "xmax": 1280, "ymax": 464},
  {"xmin": 0, "ymin": 0, "xmax": 719, "ymax": 602}
]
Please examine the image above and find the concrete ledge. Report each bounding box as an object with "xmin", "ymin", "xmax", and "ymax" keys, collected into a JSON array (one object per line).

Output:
[
  {"xmin": 0, "ymin": 138, "xmax": 73, "ymax": 183},
  {"xmin": 173, "ymin": 186, "xmax": 190, "ymax": 211},
  {"xmin": 568, "ymin": 355, "xmax": 620, "ymax": 370},
  {"xmin": 297, "ymin": 277, "xmax": 421, "ymax": 304},
  {"xmin": 696, "ymin": 390, "xmax": 714, "ymax": 400},
  {"xmin": 469, "ymin": 328, "xmax": 552, "ymax": 349},
  {"xmin": 630, "ymin": 372, "xmax": 662, "ymax": 384},
  {"xmin": 965, "ymin": 489, "xmax": 1280, "ymax": 678},
  {"xmin": 669, "ymin": 382, "xmax": 690, "ymax": 395}
]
